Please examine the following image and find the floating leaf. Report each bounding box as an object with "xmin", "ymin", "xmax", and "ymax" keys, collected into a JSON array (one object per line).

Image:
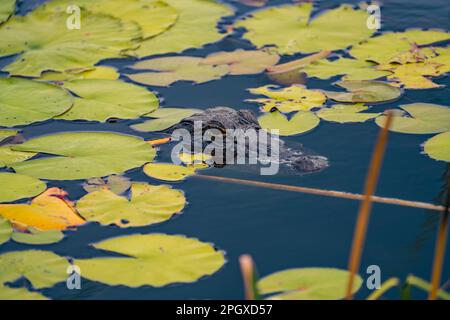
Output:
[
  {"xmin": 248, "ymin": 85, "xmax": 326, "ymax": 112},
  {"xmin": 258, "ymin": 110, "xmax": 320, "ymax": 136},
  {"xmin": 326, "ymin": 80, "xmax": 402, "ymax": 103},
  {"xmin": 0, "ymin": 9, "xmax": 140, "ymax": 76},
  {"xmin": 11, "ymin": 228, "xmax": 64, "ymax": 245},
  {"xmin": 0, "ymin": 188, "xmax": 85, "ymax": 231},
  {"xmin": 132, "ymin": 108, "xmax": 201, "ymax": 132},
  {"xmin": 0, "ymin": 173, "xmax": 46, "ymax": 203},
  {"xmin": 83, "ymin": 175, "xmax": 131, "ymax": 195},
  {"xmin": 258, "ymin": 268, "xmax": 363, "ymax": 300},
  {"xmin": 376, "ymin": 103, "xmax": 450, "ymax": 134},
  {"xmin": 75, "ymin": 234, "xmax": 225, "ymax": 287},
  {"xmin": 127, "ymin": 56, "xmax": 229, "ymax": 87},
  {"xmin": 234, "ymin": 0, "xmax": 268, "ymax": 7},
  {"xmin": 143, "ymin": 163, "xmax": 196, "ymax": 181},
  {"xmin": 382, "ymin": 62, "xmax": 443, "ymax": 89},
  {"xmin": 423, "ymin": 132, "xmax": 450, "ymax": 162},
  {"xmin": 316, "ymin": 104, "xmax": 380, "ymax": 123},
  {"xmin": 0, "ymin": 250, "xmax": 69, "ymax": 300},
  {"xmin": 56, "ymin": 80, "xmax": 159, "ymax": 122},
  {"xmin": 178, "ymin": 152, "xmax": 212, "ymax": 165},
  {"xmin": 235, "ymin": 3, "xmax": 373, "ymax": 55},
  {"xmin": 39, "ymin": 66, "xmax": 120, "ymax": 82},
  {"xmin": 77, "ymin": 183, "xmax": 185, "ymax": 227},
  {"xmin": 0, "ymin": 146, "xmax": 36, "ymax": 167},
  {"xmin": 202, "ymin": 50, "xmax": 280, "ymax": 75},
  {"xmin": 11, "ymin": 132, "xmax": 156, "ymax": 180},
  {"xmin": 0, "ymin": 0, "xmax": 14, "ymax": 24},
  {"xmin": 0, "ymin": 77, "xmax": 73, "ymax": 127},
  {"xmin": 0, "ymin": 217, "xmax": 12, "ymax": 245},
  {"xmin": 0, "ymin": 130, "xmax": 18, "ymax": 142},
  {"xmin": 135, "ymin": 0, "xmax": 233, "ymax": 58}
]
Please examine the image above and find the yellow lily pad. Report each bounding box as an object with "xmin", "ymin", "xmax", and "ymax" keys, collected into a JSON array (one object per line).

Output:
[
  {"xmin": 317, "ymin": 104, "xmax": 380, "ymax": 123},
  {"xmin": 423, "ymin": 132, "xmax": 450, "ymax": 162},
  {"xmin": 143, "ymin": 163, "xmax": 196, "ymax": 181}
]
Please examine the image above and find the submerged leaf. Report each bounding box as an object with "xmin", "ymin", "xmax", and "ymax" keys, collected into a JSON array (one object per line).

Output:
[
  {"xmin": 0, "ymin": 173, "xmax": 46, "ymax": 203},
  {"xmin": 83, "ymin": 175, "xmax": 132, "ymax": 195},
  {"xmin": 423, "ymin": 132, "xmax": 450, "ymax": 162},
  {"xmin": 11, "ymin": 132, "xmax": 156, "ymax": 180},
  {"xmin": 77, "ymin": 183, "xmax": 185, "ymax": 227},
  {"xmin": 56, "ymin": 80, "xmax": 159, "ymax": 122},
  {"xmin": 235, "ymin": 3, "xmax": 373, "ymax": 55},
  {"xmin": 0, "ymin": 188, "xmax": 85, "ymax": 231},
  {"xmin": 0, "ymin": 78, "xmax": 73, "ymax": 127},
  {"xmin": 75, "ymin": 234, "xmax": 225, "ymax": 287},
  {"xmin": 0, "ymin": 0, "xmax": 15, "ymax": 24},
  {"xmin": 376, "ymin": 103, "xmax": 450, "ymax": 134},
  {"xmin": 131, "ymin": 108, "xmax": 201, "ymax": 132},
  {"xmin": 326, "ymin": 80, "xmax": 402, "ymax": 103},
  {"xmin": 143, "ymin": 163, "xmax": 196, "ymax": 181},
  {"xmin": 127, "ymin": 56, "xmax": 229, "ymax": 86},
  {"xmin": 258, "ymin": 110, "xmax": 320, "ymax": 136},
  {"xmin": 316, "ymin": 104, "xmax": 380, "ymax": 123},
  {"xmin": 258, "ymin": 268, "xmax": 362, "ymax": 300}
]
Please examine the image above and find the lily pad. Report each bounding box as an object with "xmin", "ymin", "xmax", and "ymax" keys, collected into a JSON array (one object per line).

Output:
[
  {"xmin": 11, "ymin": 228, "xmax": 64, "ymax": 245},
  {"xmin": 258, "ymin": 268, "xmax": 363, "ymax": 300},
  {"xmin": 0, "ymin": 173, "xmax": 46, "ymax": 203},
  {"xmin": 424, "ymin": 132, "xmax": 450, "ymax": 162},
  {"xmin": 56, "ymin": 79, "xmax": 159, "ymax": 122},
  {"xmin": 0, "ymin": 146, "xmax": 36, "ymax": 167},
  {"xmin": 202, "ymin": 49, "xmax": 280, "ymax": 75},
  {"xmin": 11, "ymin": 132, "xmax": 156, "ymax": 180},
  {"xmin": 316, "ymin": 104, "xmax": 380, "ymax": 123},
  {"xmin": 0, "ymin": 9, "xmax": 139, "ymax": 76},
  {"xmin": 39, "ymin": 66, "xmax": 120, "ymax": 82},
  {"xmin": 135, "ymin": 0, "xmax": 234, "ymax": 58},
  {"xmin": 376, "ymin": 103, "xmax": 450, "ymax": 134},
  {"xmin": 0, "ymin": 188, "xmax": 85, "ymax": 231},
  {"xmin": 258, "ymin": 110, "xmax": 320, "ymax": 136},
  {"xmin": 77, "ymin": 183, "xmax": 185, "ymax": 227},
  {"xmin": 75, "ymin": 234, "xmax": 225, "ymax": 287},
  {"xmin": 0, "ymin": 77, "xmax": 73, "ymax": 127},
  {"xmin": 0, "ymin": 217, "xmax": 12, "ymax": 245},
  {"xmin": 83, "ymin": 175, "xmax": 131, "ymax": 195},
  {"xmin": 383, "ymin": 62, "xmax": 443, "ymax": 89},
  {"xmin": 326, "ymin": 80, "xmax": 402, "ymax": 103},
  {"xmin": 235, "ymin": 3, "xmax": 374, "ymax": 55},
  {"xmin": 143, "ymin": 163, "xmax": 196, "ymax": 181},
  {"xmin": 131, "ymin": 108, "xmax": 201, "ymax": 132},
  {"xmin": 0, "ymin": 130, "xmax": 18, "ymax": 142},
  {"xmin": 0, "ymin": 0, "xmax": 15, "ymax": 24},
  {"xmin": 127, "ymin": 56, "xmax": 229, "ymax": 87}
]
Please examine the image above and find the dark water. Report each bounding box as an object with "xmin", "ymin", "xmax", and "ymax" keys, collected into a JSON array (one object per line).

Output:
[{"xmin": 1, "ymin": 0, "xmax": 449, "ymax": 300}]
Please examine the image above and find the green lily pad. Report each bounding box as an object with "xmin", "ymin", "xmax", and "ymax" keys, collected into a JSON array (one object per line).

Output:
[
  {"xmin": 39, "ymin": 66, "xmax": 120, "ymax": 82},
  {"xmin": 11, "ymin": 228, "xmax": 64, "ymax": 245},
  {"xmin": 0, "ymin": 217, "xmax": 12, "ymax": 245},
  {"xmin": 135, "ymin": 0, "xmax": 234, "ymax": 58},
  {"xmin": 131, "ymin": 108, "xmax": 201, "ymax": 132},
  {"xmin": 56, "ymin": 79, "xmax": 159, "ymax": 122},
  {"xmin": 0, "ymin": 77, "xmax": 73, "ymax": 127},
  {"xmin": 0, "ymin": 173, "xmax": 46, "ymax": 203},
  {"xmin": 258, "ymin": 110, "xmax": 320, "ymax": 136},
  {"xmin": 75, "ymin": 234, "xmax": 226, "ymax": 287},
  {"xmin": 77, "ymin": 183, "xmax": 186, "ymax": 227},
  {"xmin": 316, "ymin": 104, "xmax": 380, "ymax": 123},
  {"xmin": 0, "ymin": 0, "xmax": 15, "ymax": 24},
  {"xmin": 0, "ymin": 9, "xmax": 140, "ymax": 76},
  {"xmin": 258, "ymin": 268, "xmax": 363, "ymax": 300},
  {"xmin": 0, "ymin": 130, "xmax": 18, "ymax": 142},
  {"xmin": 0, "ymin": 250, "xmax": 69, "ymax": 299},
  {"xmin": 424, "ymin": 132, "xmax": 450, "ymax": 162},
  {"xmin": 11, "ymin": 132, "xmax": 156, "ymax": 180},
  {"xmin": 143, "ymin": 163, "xmax": 197, "ymax": 181},
  {"xmin": 326, "ymin": 80, "xmax": 402, "ymax": 103},
  {"xmin": 235, "ymin": 3, "xmax": 374, "ymax": 55},
  {"xmin": 83, "ymin": 175, "xmax": 131, "ymax": 195},
  {"xmin": 376, "ymin": 103, "xmax": 450, "ymax": 134},
  {"xmin": 127, "ymin": 56, "xmax": 229, "ymax": 87},
  {"xmin": 0, "ymin": 146, "xmax": 36, "ymax": 168}
]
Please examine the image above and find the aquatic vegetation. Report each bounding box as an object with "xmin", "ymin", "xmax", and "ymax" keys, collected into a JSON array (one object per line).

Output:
[
  {"xmin": 316, "ymin": 104, "xmax": 380, "ymax": 124},
  {"xmin": 0, "ymin": 0, "xmax": 15, "ymax": 24},
  {"xmin": 83, "ymin": 175, "xmax": 132, "ymax": 195},
  {"xmin": 325, "ymin": 80, "xmax": 402, "ymax": 103},
  {"xmin": 10, "ymin": 228, "xmax": 64, "ymax": 245},
  {"xmin": 39, "ymin": 66, "xmax": 120, "ymax": 82},
  {"xmin": 132, "ymin": 108, "xmax": 202, "ymax": 132},
  {"xmin": 424, "ymin": 132, "xmax": 450, "ymax": 162},
  {"xmin": 143, "ymin": 163, "xmax": 197, "ymax": 182},
  {"xmin": 0, "ymin": 173, "xmax": 46, "ymax": 203},
  {"xmin": 0, "ymin": 146, "xmax": 36, "ymax": 168},
  {"xmin": 258, "ymin": 110, "xmax": 320, "ymax": 136}
]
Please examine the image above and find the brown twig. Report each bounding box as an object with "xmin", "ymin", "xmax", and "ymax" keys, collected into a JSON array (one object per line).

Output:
[{"xmin": 239, "ymin": 254, "xmax": 257, "ymax": 300}]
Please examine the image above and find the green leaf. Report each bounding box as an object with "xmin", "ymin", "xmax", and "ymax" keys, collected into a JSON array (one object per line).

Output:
[
  {"xmin": 316, "ymin": 104, "xmax": 380, "ymax": 123},
  {"xmin": 0, "ymin": 217, "xmax": 12, "ymax": 245},
  {"xmin": 406, "ymin": 275, "xmax": 450, "ymax": 300},
  {"xmin": 423, "ymin": 132, "xmax": 450, "ymax": 161},
  {"xmin": 135, "ymin": 0, "xmax": 234, "ymax": 58},
  {"xmin": 77, "ymin": 183, "xmax": 186, "ymax": 227},
  {"xmin": 56, "ymin": 79, "xmax": 159, "ymax": 122},
  {"xmin": 11, "ymin": 228, "xmax": 64, "ymax": 245},
  {"xmin": 0, "ymin": 173, "xmax": 46, "ymax": 203},
  {"xmin": 235, "ymin": 3, "xmax": 374, "ymax": 55},
  {"xmin": 0, "ymin": 130, "xmax": 18, "ymax": 142},
  {"xmin": 326, "ymin": 80, "xmax": 402, "ymax": 103},
  {"xmin": 258, "ymin": 268, "xmax": 363, "ymax": 300},
  {"xmin": 144, "ymin": 163, "xmax": 197, "ymax": 181},
  {"xmin": 75, "ymin": 234, "xmax": 226, "ymax": 287},
  {"xmin": 39, "ymin": 66, "xmax": 120, "ymax": 82},
  {"xmin": 376, "ymin": 103, "xmax": 450, "ymax": 134},
  {"xmin": 83, "ymin": 175, "xmax": 131, "ymax": 195},
  {"xmin": 0, "ymin": 77, "xmax": 73, "ymax": 127},
  {"xmin": 11, "ymin": 132, "xmax": 156, "ymax": 180},
  {"xmin": 0, "ymin": 9, "xmax": 140, "ymax": 76},
  {"xmin": 131, "ymin": 108, "xmax": 201, "ymax": 132},
  {"xmin": 0, "ymin": 146, "xmax": 36, "ymax": 168},
  {"xmin": 0, "ymin": 0, "xmax": 15, "ymax": 24},
  {"xmin": 258, "ymin": 110, "xmax": 320, "ymax": 136},
  {"xmin": 127, "ymin": 56, "xmax": 229, "ymax": 86}
]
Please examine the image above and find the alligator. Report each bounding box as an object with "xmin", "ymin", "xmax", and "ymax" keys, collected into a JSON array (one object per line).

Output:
[{"xmin": 168, "ymin": 107, "xmax": 329, "ymax": 173}]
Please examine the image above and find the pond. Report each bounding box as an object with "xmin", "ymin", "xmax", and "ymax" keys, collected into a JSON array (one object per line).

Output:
[{"xmin": 0, "ymin": 0, "xmax": 449, "ymax": 300}]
